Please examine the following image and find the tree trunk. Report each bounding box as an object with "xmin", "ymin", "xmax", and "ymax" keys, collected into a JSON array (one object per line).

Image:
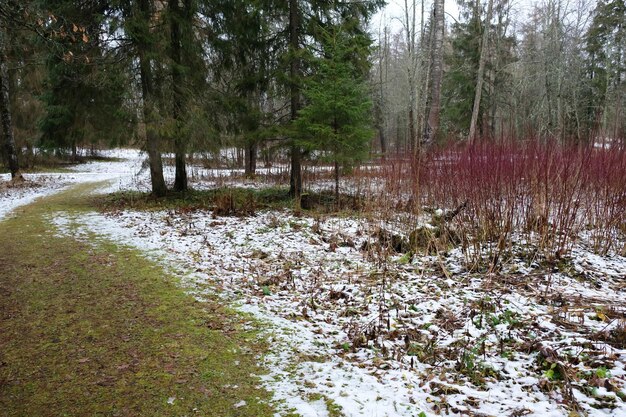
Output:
[
  {"xmin": 244, "ymin": 141, "xmax": 257, "ymax": 177},
  {"xmin": 0, "ymin": 28, "xmax": 20, "ymax": 180},
  {"xmin": 170, "ymin": 0, "xmax": 187, "ymax": 191},
  {"xmin": 138, "ymin": 0, "xmax": 167, "ymax": 197},
  {"xmin": 174, "ymin": 143, "xmax": 187, "ymax": 190},
  {"xmin": 334, "ymin": 159, "xmax": 339, "ymax": 204},
  {"xmin": 468, "ymin": 0, "xmax": 494, "ymax": 143},
  {"xmin": 403, "ymin": 0, "xmax": 418, "ymax": 153},
  {"xmin": 408, "ymin": 107, "xmax": 416, "ymax": 152},
  {"xmin": 426, "ymin": 0, "xmax": 445, "ymax": 144},
  {"xmin": 379, "ymin": 127, "xmax": 387, "ymax": 156},
  {"xmin": 377, "ymin": 26, "xmax": 389, "ymax": 157},
  {"xmin": 395, "ymin": 113, "xmax": 402, "ymax": 152},
  {"xmin": 263, "ymin": 141, "xmax": 273, "ymax": 167},
  {"xmin": 288, "ymin": 0, "xmax": 302, "ymax": 197},
  {"xmin": 290, "ymin": 146, "xmax": 301, "ymax": 197}
]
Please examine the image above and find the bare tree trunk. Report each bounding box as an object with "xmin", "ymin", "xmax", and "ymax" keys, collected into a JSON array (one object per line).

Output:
[
  {"xmin": 170, "ymin": 0, "xmax": 187, "ymax": 192},
  {"xmin": 426, "ymin": 0, "xmax": 445, "ymax": 144},
  {"xmin": 408, "ymin": 107, "xmax": 416, "ymax": 151},
  {"xmin": 244, "ymin": 141, "xmax": 257, "ymax": 177},
  {"xmin": 0, "ymin": 28, "xmax": 20, "ymax": 180},
  {"xmin": 289, "ymin": 0, "xmax": 302, "ymax": 198},
  {"xmin": 378, "ymin": 128, "xmax": 387, "ymax": 155},
  {"xmin": 138, "ymin": 0, "xmax": 166, "ymax": 197},
  {"xmin": 419, "ymin": 16, "xmax": 432, "ymax": 146},
  {"xmin": 418, "ymin": 0, "xmax": 429, "ymax": 145},
  {"xmin": 236, "ymin": 147, "xmax": 243, "ymax": 167},
  {"xmin": 489, "ymin": 64, "xmax": 496, "ymax": 137},
  {"xmin": 377, "ymin": 26, "xmax": 389, "ymax": 157},
  {"xmin": 334, "ymin": 159, "xmax": 339, "ymax": 204},
  {"xmin": 403, "ymin": 0, "xmax": 418, "ymax": 153},
  {"xmin": 468, "ymin": 0, "xmax": 494, "ymax": 143}
]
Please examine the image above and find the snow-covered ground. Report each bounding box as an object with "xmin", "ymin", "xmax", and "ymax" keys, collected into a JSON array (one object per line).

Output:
[
  {"xmin": 0, "ymin": 149, "xmax": 146, "ymax": 220},
  {"xmin": 2, "ymin": 149, "xmax": 625, "ymax": 417}
]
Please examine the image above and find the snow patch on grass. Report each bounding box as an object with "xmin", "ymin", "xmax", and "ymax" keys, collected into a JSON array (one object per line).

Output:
[
  {"xmin": 35, "ymin": 150, "xmax": 626, "ymax": 417},
  {"xmin": 50, "ymin": 204, "xmax": 626, "ymax": 417}
]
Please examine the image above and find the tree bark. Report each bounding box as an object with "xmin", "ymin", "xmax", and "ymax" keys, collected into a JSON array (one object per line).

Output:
[
  {"xmin": 170, "ymin": 0, "xmax": 187, "ymax": 191},
  {"xmin": 403, "ymin": 0, "xmax": 418, "ymax": 153},
  {"xmin": 244, "ymin": 141, "xmax": 257, "ymax": 177},
  {"xmin": 138, "ymin": 0, "xmax": 167, "ymax": 197},
  {"xmin": 376, "ymin": 26, "xmax": 389, "ymax": 157},
  {"xmin": 468, "ymin": 0, "xmax": 494, "ymax": 143},
  {"xmin": 426, "ymin": 0, "xmax": 445, "ymax": 144},
  {"xmin": 0, "ymin": 28, "xmax": 20, "ymax": 179},
  {"xmin": 334, "ymin": 159, "xmax": 339, "ymax": 204},
  {"xmin": 288, "ymin": 0, "xmax": 302, "ymax": 197}
]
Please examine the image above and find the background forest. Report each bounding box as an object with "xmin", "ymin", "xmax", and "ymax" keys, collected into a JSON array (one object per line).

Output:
[
  {"xmin": 0, "ymin": 0, "xmax": 625, "ymax": 196},
  {"xmin": 2, "ymin": 3, "xmax": 626, "ymax": 416}
]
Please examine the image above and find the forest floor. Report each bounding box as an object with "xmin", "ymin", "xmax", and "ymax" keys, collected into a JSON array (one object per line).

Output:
[
  {"xmin": 0, "ymin": 182, "xmax": 278, "ymax": 416},
  {"xmin": 1, "ymin": 149, "xmax": 625, "ymax": 417}
]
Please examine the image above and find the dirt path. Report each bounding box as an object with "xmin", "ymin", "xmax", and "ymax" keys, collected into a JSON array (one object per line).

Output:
[{"xmin": 0, "ymin": 183, "xmax": 277, "ymax": 417}]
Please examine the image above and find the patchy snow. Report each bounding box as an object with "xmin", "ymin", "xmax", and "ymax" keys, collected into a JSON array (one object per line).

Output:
[
  {"xmin": 0, "ymin": 148, "xmax": 146, "ymax": 221},
  {"xmin": 0, "ymin": 176, "xmax": 64, "ymax": 220},
  {"xmin": 50, "ymin": 207, "xmax": 626, "ymax": 417},
  {"xmin": 6, "ymin": 149, "xmax": 625, "ymax": 417}
]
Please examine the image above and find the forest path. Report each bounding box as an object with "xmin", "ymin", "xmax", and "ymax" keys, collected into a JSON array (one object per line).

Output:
[{"xmin": 0, "ymin": 181, "xmax": 278, "ymax": 417}]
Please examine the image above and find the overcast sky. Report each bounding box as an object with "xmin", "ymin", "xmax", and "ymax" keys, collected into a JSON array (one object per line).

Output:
[{"xmin": 371, "ymin": 0, "xmax": 538, "ymax": 34}]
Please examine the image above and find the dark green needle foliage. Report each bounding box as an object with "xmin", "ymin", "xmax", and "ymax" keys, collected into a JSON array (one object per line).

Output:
[
  {"xmin": 38, "ymin": 0, "xmax": 133, "ymax": 158},
  {"xmin": 584, "ymin": 0, "xmax": 626, "ymax": 137},
  {"xmin": 295, "ymin": 26, "xmax": 374, "ymax": 201}
]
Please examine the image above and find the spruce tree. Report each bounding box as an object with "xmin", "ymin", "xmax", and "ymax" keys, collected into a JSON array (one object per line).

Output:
[
  {"xmin": 38, "ymin": 0, "xmax": 133, "ymax": 158},
  {"xmin": 295, "ymin": 27, "xmax": 373, "ymax": 202},
  {"xmin": 201, "ymin": 0, "xmax": 273, "ymax": 177},
  {"xmin": 585, "ymin": 0, "xmax": 626, "ymax": 139},
  {"xmin": 124, "ymin": 0, "xmax": 167, "ymax": 197},
  {"xmin": 442, "ymin": 0, "xmax": 514, "ymax": 138},
  {"xmin": 249, "ymin": 0, "xmax": 384, "ymax": 198},
  {"xmin": 0, "ymin": 1, "xmax": 33, "ymax": 179},
  {"xmin": 169, "ymin": 0, "xmax": 205, "ymax": 191},
  {"xmin": 0, "ymin": 26, "xmax": 20, "ymax": 179}
]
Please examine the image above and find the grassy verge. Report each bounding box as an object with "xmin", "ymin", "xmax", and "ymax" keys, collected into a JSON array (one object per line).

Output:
[
  {"xmin": 0, "ymin": 184, "xmax": 276, "ymax": 416},
  {"xmin": 95, "ymin": 187, "xmax": 294, "ymax": 213},
  {"xmin": 95, "ymin": 187, "xmax": 363, "ymax": 215}
]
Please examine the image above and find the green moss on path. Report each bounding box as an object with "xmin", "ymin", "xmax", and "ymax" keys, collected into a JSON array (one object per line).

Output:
[{"xmin": 0, "ymin": 184, "xmax": 277, "ymax": 416}]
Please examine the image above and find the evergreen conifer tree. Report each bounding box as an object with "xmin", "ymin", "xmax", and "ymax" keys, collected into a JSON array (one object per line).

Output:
[
  {"xmin": 295, "ymin": 27, "xmax": 373, "ymax": 202},
  {"xmin": 585, "ymin": 0, "xmax": 626, "ymax": 139}
]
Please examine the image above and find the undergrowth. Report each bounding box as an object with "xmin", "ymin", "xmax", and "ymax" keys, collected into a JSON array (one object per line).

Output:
[
  {"xmin": 347, "ymin": 139, "xmax": 626, "ymax": 266},
  {"xmin": 96, "ymin": 186, "xmax": 365, "ymax": 215}
]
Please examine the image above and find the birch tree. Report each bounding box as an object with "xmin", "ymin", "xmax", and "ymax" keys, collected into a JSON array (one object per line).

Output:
[
  {"xmin": 426, "ymin": 0, "xmax": 445, "ymax": 143},
  {"xmin": 402, "ymin": 0, "xmax": 420, "ymax": 152},
  {"xmin": 468, "ymin": 0, "xmax": 493, "ymax": 142}
]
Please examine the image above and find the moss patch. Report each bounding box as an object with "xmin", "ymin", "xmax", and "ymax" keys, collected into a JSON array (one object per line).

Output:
[{"xmin": 0, "ymin": 185, "xmax": 277, "ymax": 416}]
